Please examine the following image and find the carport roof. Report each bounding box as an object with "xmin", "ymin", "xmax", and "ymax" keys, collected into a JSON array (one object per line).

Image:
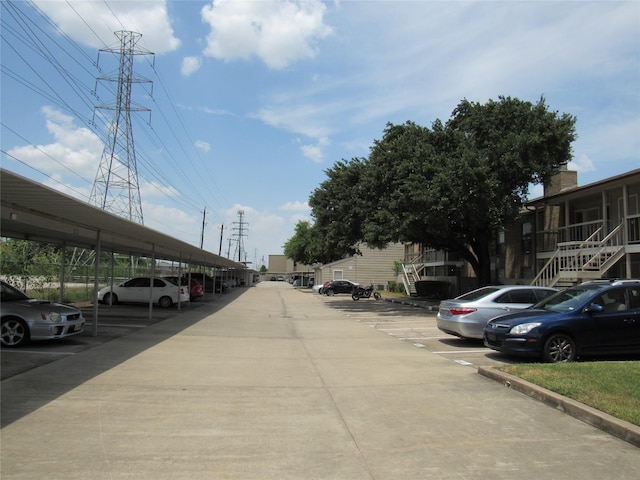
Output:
[{"xmin": 0, "ymin": 168, "xmax": 245, "ymax": 270}]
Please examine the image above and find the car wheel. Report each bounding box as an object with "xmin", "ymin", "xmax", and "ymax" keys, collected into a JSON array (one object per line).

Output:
[
  {"xmin": 158, "ymin": 296, "xmax": 173, "ymax": 308},
  {"xmin": 543, "ymin": 333, "xmax": 577, "ymax": 363},
  {"xmin": 325, "ymin": 288, "xmax": 335, "ymax": 296},
  {"xmin": 1, "ymin": 317, "xmax": 30, "ymax": 348},
  {"xmin": 103, "ymin": 292, "xmax": 118, "ymax": 305},
  {"xmin": 352, "ymin": 293, "xmax": 360, "ymax": 301}
]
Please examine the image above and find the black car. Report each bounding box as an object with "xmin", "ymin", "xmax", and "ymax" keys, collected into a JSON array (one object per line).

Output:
[
  {"xmin": 483, "ymin": 280, "xmax": 640, "ymax": 362},
  {"xmin": 322, "ymin": 280, "xmax": 359, "ymax": 296}
]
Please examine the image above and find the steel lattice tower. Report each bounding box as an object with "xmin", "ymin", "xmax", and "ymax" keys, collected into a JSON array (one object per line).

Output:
[
  {"xmin": 232, "ymin": 210, "xmax": 248, "ymax": 262},
  {"xmin": 89, "ymin": 31, "xmax": 153, "ymax": 224}
]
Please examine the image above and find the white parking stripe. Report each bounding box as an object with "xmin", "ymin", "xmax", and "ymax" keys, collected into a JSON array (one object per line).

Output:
[
  {"xmin": 1, "ymin": 350, "xmax": 75, "ymax": 356},
  {"xmin": 84, "ymin": 323, "xmax": 148, "ymax": 328},
  {"xmin": 455, "ymin": 360, "xmax": 474, "ymax": 366},
  {"xmin": 377, "ymin": 327, "xmax": 437, "ymax": 331},
  {"xmin": 432, "ymin": 349, "xmax": 488, "ymax": 354}
]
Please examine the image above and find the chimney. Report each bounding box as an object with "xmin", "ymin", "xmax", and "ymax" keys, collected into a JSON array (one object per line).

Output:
[{"xmin": 544, "ymin": 166, "xmax": 578, "ymax": 197}]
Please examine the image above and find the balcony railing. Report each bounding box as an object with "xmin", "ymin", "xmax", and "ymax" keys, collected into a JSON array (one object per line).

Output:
[{"xmin": 535, "ymin": 215, "xmax": 640, "ymax": 253}]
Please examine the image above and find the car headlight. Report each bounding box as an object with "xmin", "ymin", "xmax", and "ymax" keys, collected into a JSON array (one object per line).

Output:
[
  {"xmin": 510, "ymin": 322, "xmax": 541, "ymax": 335},
  {"xmin": 41, "ymin": 312, "xmax": 62, "ymax": 323}
]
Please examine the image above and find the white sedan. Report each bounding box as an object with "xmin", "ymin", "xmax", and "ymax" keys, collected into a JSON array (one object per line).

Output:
[{"xmin": 98, "ymin": 277, "xmax": 189, "ymax": 308}]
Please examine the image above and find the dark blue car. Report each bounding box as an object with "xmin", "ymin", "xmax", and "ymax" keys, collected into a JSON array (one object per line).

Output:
[{"xmin": 483, "ymin": 280, "xmax": 640, "ymax": 362}]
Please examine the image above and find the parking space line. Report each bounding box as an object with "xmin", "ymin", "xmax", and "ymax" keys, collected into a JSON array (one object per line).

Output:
[
  {"xmin": 455, "ymin": 360, "xmax": 474, "ymax": 366},
  {"xmin": 1, "ymin": 350, "xmax": 75, "ymax": 356},
  {"xmin": 84, "ymin": 323, "xmax": 148, "ymax": 328},
  {"xmin": 377, "ymin": 327, "xmax": 436, "ymax": 331},
  {"xmin": 432, "ymin": 349, "xmax": 488, "ymax": 354}
]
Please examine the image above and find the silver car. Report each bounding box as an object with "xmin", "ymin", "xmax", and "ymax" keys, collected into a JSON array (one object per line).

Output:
[
  {"xmin": 436, "ymin": 285, "xmax": 558, "ymax": 339},
  {"xmin": 0, "ymin": 280, "xmax": 85, "ymax": 348}
]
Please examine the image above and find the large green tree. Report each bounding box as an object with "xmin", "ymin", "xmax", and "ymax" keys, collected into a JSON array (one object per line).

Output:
[
  {"xmin": 282, "ymin": 220, "xmax": 318, "ymax": 266},
  {"xmin": 307, "ymin": 158, "xmax": 369, "ymax": 264},
  {"xmin": 308, "ymin": 96, "xmax": 577, "ymax": 286}
]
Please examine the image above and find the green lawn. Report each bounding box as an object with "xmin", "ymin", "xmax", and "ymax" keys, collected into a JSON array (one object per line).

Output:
[{"xmin": 499, "ymin": 362, "xmax": 640, "ymax": 426}]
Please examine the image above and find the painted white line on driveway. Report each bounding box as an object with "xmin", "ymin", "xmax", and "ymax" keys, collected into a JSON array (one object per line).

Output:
[
  {"xmin": 377, "ymin": 327, "xmax": 436, "ymax": 332},
  {"xmin": 432, "ymin": 349, "xmax": 488, "ymax": 354},
  {"xmin": 85, "ymin": 323, "xmax": 148, "ymax": 328},
  {"xmin": 455, "ymin": 360, "xmax": 474, "ymax": 366},
  {"xmin": 1, "ymin": 350, "xmax": 75, "ymax": 356}
]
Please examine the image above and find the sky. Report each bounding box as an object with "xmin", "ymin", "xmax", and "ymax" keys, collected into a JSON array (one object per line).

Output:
[{"xmin": 1, "ymin": 0, "xmax": 639, "ymax": 269}]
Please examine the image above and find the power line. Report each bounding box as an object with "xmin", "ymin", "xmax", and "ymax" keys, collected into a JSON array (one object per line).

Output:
[{"xmin": 1, "ymin": 1, "xmax": 234, "ymax": 244}]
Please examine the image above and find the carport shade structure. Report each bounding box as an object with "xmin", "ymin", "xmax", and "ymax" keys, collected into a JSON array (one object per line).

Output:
[{"xmin": 0, "ymin": 168, "xmax": 246, "ymax": 333}]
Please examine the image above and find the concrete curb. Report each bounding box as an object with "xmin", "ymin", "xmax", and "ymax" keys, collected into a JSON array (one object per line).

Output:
[
  {"xmin": 381, "ymin": 296, "xmax": 439, "ymax": 312},
  {"xmin": 478, "ymin": 366, "xmax": 640, "ymax": 448}
]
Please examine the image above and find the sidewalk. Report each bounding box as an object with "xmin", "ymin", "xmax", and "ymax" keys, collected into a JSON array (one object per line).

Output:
[{"xmin": 2, "ymin": 284, "xmax": 638, "ymax": 479}]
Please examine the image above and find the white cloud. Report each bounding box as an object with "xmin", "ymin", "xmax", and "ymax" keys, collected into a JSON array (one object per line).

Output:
[
  {"xmin": 143, "ymin": 201, "xmax": 200, "ymax": 243},
  {"xmin": 195, "ymin": 140, "xmax": 211, "ymax": 152},
  {"xmin": 201, "ymin": 0, "xmax": 332, "ymax": 69},
  {"xmin": 254, "ymin": 104, "xmax": 333, "ymax": 139},
  {"xmin": 33, "ymin": 0, "xmax": 180, "ymax": 52},
  {"xmin": 140, "ymin": 180, "xmax": 180, "ymax": 199},
  {"xmin": 251, "ymin": 1, "xmax": 639, "ymax": 161},
  {"xmin": 280, "ymin": 201, "xmax": 309, "ymax": 212},
  {"xmin": 568, "ymin": 154, "xmax": 596, "ymax": 173},
  {"xmin": 181, "ymin": 56, "xmax": 202, "ymax": 76},
  {"xmin": 215, "ymin": 204, "xmax": 287, "ymax": 260},
  {"xmin": 7, "ymin": 106, "xmax": 102, "ymax": 181},
  {"xmin": 300, "ymin": 137, "xmax": 330, "ymax": 163}
]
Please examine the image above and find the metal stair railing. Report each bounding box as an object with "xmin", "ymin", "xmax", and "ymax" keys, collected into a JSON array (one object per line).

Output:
[
  {"xmin": 402, "ymin": 254, "xmax": 423, "ymax": 296},
  {"xmin": 531, "ymin": 222, "xmax": 625, "ymax": 288}
]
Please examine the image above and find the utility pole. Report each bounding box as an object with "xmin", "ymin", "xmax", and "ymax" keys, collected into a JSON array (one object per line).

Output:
[
  {"xmin": 232, "ymin": 210, "xmax": 248, "ymax": 262},
  {"xmin": 200, "ymin": 207, "xmax": 207, "ymax": 249},
  {"xmin": 89, "ymin": 30, "xmax": 153, "ymax": 224},
  {"xmin": 218, "ymin": 224, "xmax": 224, "ymax": 256}
]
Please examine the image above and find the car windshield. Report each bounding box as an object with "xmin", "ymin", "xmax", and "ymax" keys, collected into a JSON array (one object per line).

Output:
[
  {"xmin": 532, "ymin": 287, "xmax": 597, "ymax": 312},
  {"xmin": 0, "ymin": 282, "xmax": 30, "ymax": 301}
]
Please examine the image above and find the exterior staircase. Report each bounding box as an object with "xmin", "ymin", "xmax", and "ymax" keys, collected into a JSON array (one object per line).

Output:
[
  {"xmin": 401, "ymin": 255, "xmax": 421, "ymax": 296},
  {"xmin": 531, "ymin": 222, "xmax": 626, "ymax": 288}
]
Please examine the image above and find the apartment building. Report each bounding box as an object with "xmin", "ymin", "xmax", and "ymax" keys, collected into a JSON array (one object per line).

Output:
[{"xmin": 403, "ymin": 168, "xmax": 640, "ymax": 296}]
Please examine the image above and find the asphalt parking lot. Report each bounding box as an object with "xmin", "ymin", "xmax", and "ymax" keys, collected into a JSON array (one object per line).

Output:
[
  {"xmin": 0, "ymin": 293, "xmax": 225, "ymax": 380},
  {"xmin": 316, "ymin": 292, "xmax": 517, "ymax": 369}
]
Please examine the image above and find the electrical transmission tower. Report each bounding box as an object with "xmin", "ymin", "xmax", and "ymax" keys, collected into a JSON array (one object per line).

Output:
[
  {"xmin": 89, "ymin": 31, "xmax": 153, "ymax": 224},
  {"xmin": 232, "ymin": 210, "xmax": 249, "ymax": 262}
]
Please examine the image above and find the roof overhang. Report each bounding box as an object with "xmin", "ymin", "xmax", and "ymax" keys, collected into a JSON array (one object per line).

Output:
[
  {"xmin": 526, "ymin": 169, "xmax": 640, "ymax": 207},
  {"xmin": 0, "ymin": 169, "xmax": 245, "ymax": 270}
]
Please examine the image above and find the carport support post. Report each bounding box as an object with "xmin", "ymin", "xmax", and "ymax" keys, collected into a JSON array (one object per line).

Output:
[
  {"xmin": 92, "ymin": 230, "xmax": 101, "ymax": 337},
  {"xmin": 59, "ymin": 243, "xmax": 66, "ymax": 303},
  {"xmin": 149, "ymin": 246, "xmax": 156, "ymax": 321}
]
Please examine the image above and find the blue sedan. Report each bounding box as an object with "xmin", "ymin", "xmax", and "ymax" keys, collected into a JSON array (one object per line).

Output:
[{"xmin": 483, "ymin": 280, "xmax": 640, "ymax": 362}]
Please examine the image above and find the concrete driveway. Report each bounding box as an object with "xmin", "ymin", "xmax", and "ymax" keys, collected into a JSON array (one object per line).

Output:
[{"xmin": 1, "ymin": 282, "xmax": 638, "ymax": 479}]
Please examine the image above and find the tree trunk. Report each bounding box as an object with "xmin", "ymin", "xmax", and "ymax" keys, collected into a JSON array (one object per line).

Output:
[{"xmin": 471, "ymin": 238, "xmax": 493, "ymax": 287}]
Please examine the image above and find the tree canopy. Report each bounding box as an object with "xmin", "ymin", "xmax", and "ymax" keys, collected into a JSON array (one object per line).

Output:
[{"xmin": 289, "ymin": 96, "xmax": 577, "ymax": 285}]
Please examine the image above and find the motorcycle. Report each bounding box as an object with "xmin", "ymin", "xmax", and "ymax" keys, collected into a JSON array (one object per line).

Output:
[{"xmin": 351, "ymin": 284, "xmax": 381, "ymax": 301}]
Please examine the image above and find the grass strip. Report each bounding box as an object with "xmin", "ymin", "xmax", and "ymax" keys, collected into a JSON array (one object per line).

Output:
[{"xmin": 499, "ymin": 362, "xmax": 640, "ymax": 426}]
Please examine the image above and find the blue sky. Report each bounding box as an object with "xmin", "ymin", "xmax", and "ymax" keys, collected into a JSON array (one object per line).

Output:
[{"xmin": 1, "ymin": 0, "xmax": 639, "ymax": 268}]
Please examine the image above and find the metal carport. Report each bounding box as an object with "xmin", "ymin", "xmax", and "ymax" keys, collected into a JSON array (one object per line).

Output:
[{"xmin": 0, "ymin": 168, "xmax": 246, "ymax": 333}]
